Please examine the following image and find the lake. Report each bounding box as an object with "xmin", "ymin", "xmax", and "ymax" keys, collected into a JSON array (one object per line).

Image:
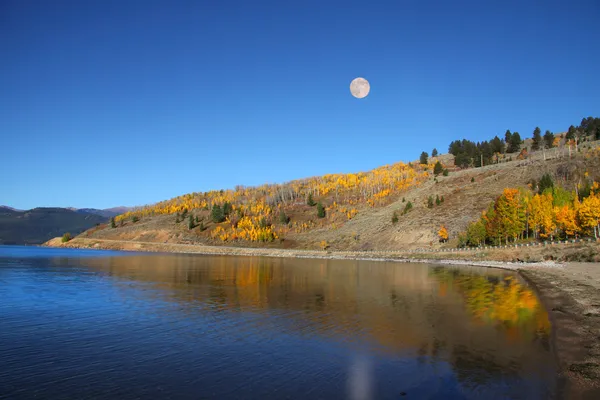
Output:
[{"xmin": 0, "ymin": 245, "xmax": 556, "ymax": 399}]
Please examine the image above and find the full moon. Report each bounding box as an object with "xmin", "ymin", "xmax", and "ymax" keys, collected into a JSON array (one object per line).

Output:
[{"xmin": 350, "ymin": 77, "xmax": 370, "ymax": 99}]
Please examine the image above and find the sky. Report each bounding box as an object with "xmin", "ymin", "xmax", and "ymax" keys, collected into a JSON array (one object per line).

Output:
[{"xmin": 1, "ymin": 0, "xmax": 599, "ymax": 210}]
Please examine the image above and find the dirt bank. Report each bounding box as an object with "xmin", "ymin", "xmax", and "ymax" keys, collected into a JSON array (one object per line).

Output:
[{"xmin": 44, "ymin": 237, "xmax": 600, "ymax": 399}]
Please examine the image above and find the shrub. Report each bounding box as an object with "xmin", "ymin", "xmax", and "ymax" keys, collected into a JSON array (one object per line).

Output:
[
  {"xmin": 317, "ymin": 202, "xmax": 326, "ymax": 218},
  {"xmin": 471, "ymin": 177, "xmax": 475, "ymax": 183},
  {"xmin": 61, "ymin": 232, "xmax": 72, "ymax": 243},
  {"xmin": 279, "ymin": 210, "xmax": 290, "ymax": 224},
  {"xmin": 402, "ymin": 201, "xmax": 413, "ymax": 215},
  {"xmin": 402, "ymin": 197, "xmax": 406, "ymax": 203},
  {"xmin": 443, "ymin": 169, "xmax": 449, "ymax": 176},
  {"xmin": 392, "ymin": 211, "xmax": 399, "ymax": 224},
  {"xmin": 427, "ymin": 196, "xmax": 434, "ymax": 208},
  {"xmin": 131, "ymin": 216, "xmax": 139, "ymax": 223},
  {"xmin": 435, "ymin": 195, "xmax": 441, "ymax": 206}
]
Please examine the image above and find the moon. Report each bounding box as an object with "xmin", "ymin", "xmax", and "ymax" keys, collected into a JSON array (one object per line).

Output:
[{"xmin": 350, "ymin": 77, "xmax": 370, "ymax": 99}]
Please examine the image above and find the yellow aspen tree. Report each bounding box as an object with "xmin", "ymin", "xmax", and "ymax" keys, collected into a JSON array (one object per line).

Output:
[{"xmin": 438, "ymin": 225, "xmax": 449, "ymax": 242}]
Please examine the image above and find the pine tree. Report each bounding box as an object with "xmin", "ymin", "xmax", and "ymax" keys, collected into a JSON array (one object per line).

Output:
[
  {"xmin": 317, "ymin": 203, "xmax": 326, "ymax": 218},
  {"xmin": 532, "ymin": 127, "xmax": 542, "ymax": 151},
  {"xmin": 188, "ymin": 215, "xmax": 195, "ymax": 230},
  {"xmin": 391, "ymin": 211, "xmax": 399, "ymax": 224},
  {"xmin": 432, "ymin": 148, "xmax": 438, "ymax": 157},
  {"xmin": 544, "ymin": 130, "xmax": 555, "ymax": 148},
  {"xmin": 222, "ymin": 202, "xmax": 232, "ymax": 216},
  {"xmin": 279, "ymin": 210, "xmax": 290, "ymax": 224},
  {"xmin": 420, "ymin": 151, "xmax": 429, "ymax": 165},
  {"xmin": 504, "ymin": 130, "xmax": 512, "ymax": 145},
  {"xmin": 508, "ymin": 132, "xmax": 521, "ymax": 153},
  {"xmin": 433, "ymin": 161, "xmax": 443, "ymax": 175},
  {"xmin": 211, "ymin": 204, "xmax": 225, "ymax": 223},
  {"xmin": 307, "ymin": 193, "xmax": 316, "ymax": 206},
  {"xmin": 427, "ymin": 195, "xmax": 434, "ymax": 208},
  {"xmin": 402, "ymin": 201, "xmax": 413, "ymax": 215},
  {"xmin": 110, "ymin": 217, "xmax": 116, "ymax": 228},
  {"xmin": 565, "ymin": 125, "xmax": 576, "ymax": 140},
  {"xmin": 538, "ymin": 174, "xmax": 554, "ymax": 194},
  {"xmin": 435, "ymin": 195, "xmax": 441, "ymax": 206}
]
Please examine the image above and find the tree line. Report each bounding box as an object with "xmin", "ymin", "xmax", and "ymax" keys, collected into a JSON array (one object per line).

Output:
[{"xmin": 456, "ymin": 174, "xmax": 600, "ymax": 247}]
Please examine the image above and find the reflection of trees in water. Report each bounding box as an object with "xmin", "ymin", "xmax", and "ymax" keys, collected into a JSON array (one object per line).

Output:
[
  {"xmin": 430, "ymin": 267, "xmax": 551, "ymax": 343},
  {"xmin": 70, "ymin": 255, "xmax": 554, "ymax": 387}
]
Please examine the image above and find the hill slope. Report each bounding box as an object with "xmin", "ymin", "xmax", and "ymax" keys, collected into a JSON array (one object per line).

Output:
[
  {"xmin": 0, "ymin": 207, "xmax": 107, "ymax": 245},
  {"xmin": 80, "ymin": 135, "xmax": 600, "ymax": 250}
]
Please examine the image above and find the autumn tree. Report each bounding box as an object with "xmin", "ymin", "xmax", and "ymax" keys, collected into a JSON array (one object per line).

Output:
[
  {"xmin": 578, "ymin": 192, "xmax": 600, "ymax": 239},
  {"xmin": 317, "ymin": 202, "xmax": 326, "ymax": 218},
  {"xmin": 466, "ymin": 220, "xmax": 486, "ymax": 246},
  {"xmin": 420, "ymin": 151, "xmax": 428, "ymax": 165},
  {"xmin": 433, "ymin": 161, "xmax": 443, "ymax": 176},
  {"xmin": 532, "ymin": 127, "xmax": 542, "ymax": 151},
  {"xmin": 438, "ymin": 225, "xmax": 448, "ymax": 242}
]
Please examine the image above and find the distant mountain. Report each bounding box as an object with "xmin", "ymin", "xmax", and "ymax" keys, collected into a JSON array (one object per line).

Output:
[
  {"xmin": 0, "ymin": 207, "xmax": 108, "ymax": 245},
  {"xmin": 77, "ymin": 207, "xmax": 131, "ymax": 218}
]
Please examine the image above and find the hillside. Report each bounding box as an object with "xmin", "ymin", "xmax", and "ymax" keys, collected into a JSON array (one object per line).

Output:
[
  {"xmin": 79, "ymin": 123, "xmax": 600, "ymax": 251},
  {"xmin": 0, "ymin": 207, "xmax": 107, "ymax": 245}
]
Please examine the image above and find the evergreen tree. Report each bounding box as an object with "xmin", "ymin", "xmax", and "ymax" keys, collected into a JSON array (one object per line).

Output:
[
  {"xmin": 391, "ymin": 211, "xmax": 399, "ymax": 224},
  {"xmin": 61, "ymin": 232, "xmax": 72, "ymax": 243},
  {"xmin": 504, "ymin": 130, "xmax": 512, "ymax": 145},
  {"xmin": 435, "ymin": 195, "xmax": 441, "ymax": 206},
  {"xmin": 110, "ymin": 217, "xmax": 116, "ymax": 228},
  {"xmin": 132, "ymin": 216, "xmax": 139, "ymax": 223},
  {"xmin": 188, "ymin": 215, "xmax": 195, "ymax": 230},
  {"xmin": 402, "ymin": 201, "xmax": 413, "ymax": 215},
  {"xmin": 442, "ymin": 169, "xmax": 449, "ymax": 176},
  {"xmin": 543, "ymin": 130, "xmax": 555, "ymax": 148},
  {"xmin": 307, "ymin": 193, "xmax": 316, "ymax": 206},
  {"xmin": 317, "ymin": 203, "xmax": 326, "ymax": 218},
  {"xmin": 565, "ymin": 125, "xmax": 576, "ymax": 140},
  {"xmin": 508, "ymin": 132, "xmax": 521, "ymax": 153},
  {"xmin": 532, "ymin": 127, "xmax": 542, "ymax": 151},
  {"xmin": 279, "ymin": 210, "xmax": 290, "ymax": 224},
  {"xmin": 538, "ymin": 173, "xmax": 554, "ymax": 194},
  {"xmin": 211, "ymin": 204, "xmax": 225, "ymax": 223},
  {"xmin": 427, "ymin": 195, "xmax": 434, "ymax": 208},
  {"xmin": 490, "ymin": 136, "xmax": 505, "ymax": 154},
  {"xmin": 222, "ymin": 202, "xmax": 232, "ymax": 216},
  {"xmin": 432, "ymin": 148, "xmax": 438, "ymax": 157},
  {"xmin": 433, "ymin": 161, "xmax": 443, "ymax": 175},
  {"xmin": 440, "ymin": 195, "xmax": 445, "ymax": 203},
  {"xmin": 420, "ymin": 151, "xmax": 429, "ymax": 165},
  {"xmin": 175, "ymin": 213, "xmax": 180, "ymax": 223}
]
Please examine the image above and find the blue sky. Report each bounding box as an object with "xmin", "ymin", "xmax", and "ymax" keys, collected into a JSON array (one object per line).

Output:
[{"xmin": 2, "ymin": 0, "xmax": 599, "ymax": 209}]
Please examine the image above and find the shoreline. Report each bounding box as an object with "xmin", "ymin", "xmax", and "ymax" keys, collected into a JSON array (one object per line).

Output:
[{"xmin": 43, "ymin": 237, "xmax": 600, "ymax": 398}]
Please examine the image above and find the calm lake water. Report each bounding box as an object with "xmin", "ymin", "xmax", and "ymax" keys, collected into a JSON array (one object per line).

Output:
[{"xmin": 0, "ymin": 246, "xmax": 556, "ymax": 399}]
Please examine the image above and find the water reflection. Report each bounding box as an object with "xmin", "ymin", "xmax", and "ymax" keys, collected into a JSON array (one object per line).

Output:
[
  {"xmin": 78, "ymin": 256, "xmax": 554, "ymax": 377},
  {"xmin": 1, "ymin": 249, "xmax": 556, "ymax": 399}
]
